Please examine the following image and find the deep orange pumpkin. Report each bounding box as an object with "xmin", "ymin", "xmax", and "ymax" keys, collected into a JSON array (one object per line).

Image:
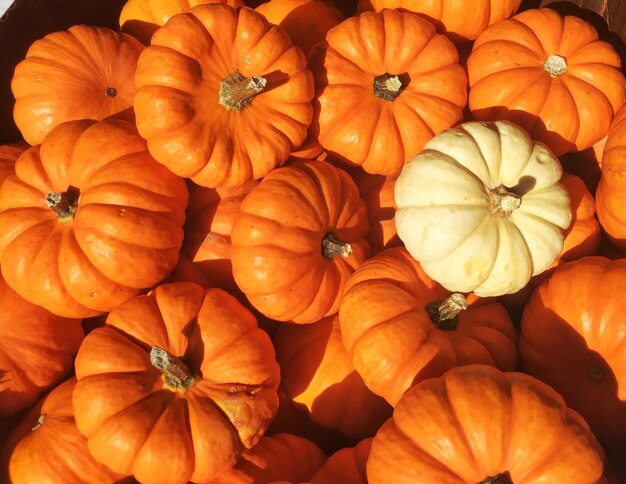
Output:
[
  {"xmin": 339, "ymin": 247, "xmax": 517, "ymax": 406},
  {"xmin": 73, "ymin": 282, "xmax": 280, "ymax": 483},
  {"xmin": 0, "ymin": 144, "xmax": 25, "ymax": 188},
  {"xmin": 0, "ymin": 119, "xmax": 188, "ymax": 318},
  {"xmin": 11, "ymin": 26, "xmax": 143, "ymax": 146},
  {"xmin": 310, "ymin": 438, "xmax": 371, "ymax": 484}
]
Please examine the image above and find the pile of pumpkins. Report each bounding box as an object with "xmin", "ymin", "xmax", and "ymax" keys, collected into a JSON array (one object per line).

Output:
[{"xmin": 1, "ymin": 0, "xmax": 626, "ymax": 482}]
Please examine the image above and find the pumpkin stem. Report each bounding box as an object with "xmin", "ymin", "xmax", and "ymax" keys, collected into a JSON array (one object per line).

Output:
[
  {"xmin": 480, "ymin": 471, "xmax": 513, "ymax": 484},
  {"xmin": 219, "ymin": 70, "xmax": 267, "ymax": 112},
  {"xmin": 322, "ymin": 232, "xmax": 353, "ymax": 259},
  {"xmin": 105, "ymin": 87, "xmax": 117, "ymax": 97},
  {"xmin": 426, "ymin": 293, "xmax": 468, "ymax": 331},
  {"xmin": 543, "ymin": 55, "xmax": 567, "ymax": 77},
  {"xmin": 150, "ymin": 346, "xmax": 198, "ymax": 391},
  {"xmin": 45, "ymin": 186, "xmax": 80, "ymax": 222},
  {"xmin": 31, "ymin": 414, "xmax": 46, "ymax": 431},
  {"xmin": 373, "ymin": 73, "xmax": 405, "ymax": 101},
  {"xmin": 489, "ymin": 185, "xmax": 521, "ymax": 215}
]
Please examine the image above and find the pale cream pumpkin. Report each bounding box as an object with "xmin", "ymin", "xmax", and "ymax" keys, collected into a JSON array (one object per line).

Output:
[{"xmin": 394, "ymin": 120, "xmax": 572, "ymax": 297}]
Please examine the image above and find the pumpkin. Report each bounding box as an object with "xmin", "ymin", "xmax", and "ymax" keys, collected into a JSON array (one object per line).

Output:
[
  {"xmin": 273, "ymin": 314, "xmax": 392, "ymax": 438},
  {"xmin": 310, "ymin": 438, "xmax": 371, "ymax": 484},
  {"xmin": 367, "ymin": 364, "xmax": 605, "ymax": 483},
  {"xmin": 256, "ymin": 0, "xmax": 344, "ymax": 54},
  {"xmin": 1, "ymin": 378, "xmax": 129, "ymax": 483},
  {"xmin": 359, "ymin": 0, "xmax": 522, "ymax": 43},
  {"xmin": 231, "ymin": 159, "xmax": 369, "ymax": 323},
  {"xmin": 339, "ymin": 247, "xmax": 517, "ymax": 406},
  {"xmin": 467, "ymin": 8, "xmax": 626, "ymax": 156},
  {"xmin": 561, "ymin": 134, "xmax": 606, "ymax": 194},
  {"xmin": 394, "ymin": 120, "xmax": 572, "ymax": 297},
  {"xmin": 11, "ymin": 26, "xmax": 143, "ymax": 146},
  {"xmin": 519, "ymin": 257, "xmax": 626, "ymax": 472},
  {"xmin": 0, "ymin": 143, "xmax": 25, "ymax": 187},
  {"xmin": 203, "ymin": 433, "xmax": 326, "ymax": 483},
  {"xmin": 134, "ymin": 4, "xmax": 314, "ymax": 188},
  {"xmin": 119, "ymin": 0, "xmax": 244, "ymax": 45},
  {"xmin": 0, "ymin": 275, "xmax": 83, "ymax": 417},
  {"xmin": 72, "ymin": 282, "xmax": 280, "ymax": 483},
  {"xmin": 310, "ymin": 9, "xmax": 467, "ymax": 176},
  {"xmin": 597, "ymin": 104, "xmax": 626, "ymax": 250},
  {"xmin": 0, "ymin": 118, "xmax": 188, "ymax": 318}
]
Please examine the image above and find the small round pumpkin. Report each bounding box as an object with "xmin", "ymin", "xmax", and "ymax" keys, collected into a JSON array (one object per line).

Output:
[
  {"xmin": 310, "ymin": 438, "xmax": 371, "ymax": 484},
  {"xmin": 72, "ymin": 282, "xmax": 280, "ymax": 484},
  {"xmin": 310, "ymin": 9, "xmax": 467, "ymax": 176},
  {"xmin": 0, "ymin": 275, "xmax": 83, "ymax": 417},
  {"xmin": 0, "ymin": 118, "xmax": 188, "ymax": 318},
  {"xmin": 394, "ymin": 120, "xmax": 572, "ymax": 297},
  {"xmin": 339, "ymin": 247, "xmax": 517, "ymax": 406},
  {"xmin": 134, "ymin": 4, "xmax": 314, "ymax": 188},
  {"xmin": 467, "ymin": 8, "xmax": 626, "ymax": 156},
  {"xmin": 231, "ymin": 159, "xmax": 369, "ymax": 323},
  {"xmin": 11, "ymin": 26, "xmax": 143, "ymax": 146},
  {"xmin": 367, "ymin": 364, "xmax": 605, "ymax": 483}
]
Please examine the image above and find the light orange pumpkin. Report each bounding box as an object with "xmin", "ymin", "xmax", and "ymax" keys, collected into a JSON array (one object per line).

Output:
[{"xmin": 310, "ymin": 438, "xmax": 371, "ymax": 484}]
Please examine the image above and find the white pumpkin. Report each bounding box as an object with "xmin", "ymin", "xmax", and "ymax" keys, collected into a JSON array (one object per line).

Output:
[{"xmin": 394, "ymin": 120, "xmax": 572, "ymax": 297}]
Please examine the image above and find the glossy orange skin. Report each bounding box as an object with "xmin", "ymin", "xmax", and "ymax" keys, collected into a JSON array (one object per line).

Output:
[
  {"xmin": 367, "ymin": 365, "xmax": 605, "ymax": 483},
  {"xmin": 339, "ymin": 247, "xmax": 517, "ymax": 406},
  {"xmin": 231, "ymin": 160, "xmax": 369, "ymax": 323},
  {"xmin": 520, "ymin": 257, "xmax": 626, "ymax": 463},
  {"xmin": 468, "ymin": 8, "xmax": 626, "ymax": 156},
  {"xmin": 310, "ymin": 438, "xmax": 371, "ymax": 484},
  {"xmin": 0, "ymin": 119, "xmax": 188, "ymax": 318},
  {"xmin": 11, "ymin": 26, "xmax": 143, "ymax": 146},
  {"xmin": 0, "ymin": 276, "xmax": 83, "ymax": 418},
  {"xmin": 274, "ymin": 315, "xmax": 392, "ymax": 439},
  {"xmin": 597, "ymin": 104, "xmax": 626, "ymax": 250},
  {"xmin": 73, "ymin": 282, "xmax": 280, "ymax": 484},
  {"xmin": 311, "ymin": 9, "xmax": 467, "ymax": 176},
  {"xmin": 256, "ymin": 0, "xmax": 344, "ymax": 54},
  {"xmin": 359, "ymin": 0, "xmax": 521, "ymax": 42},
  {"xmin": 203, "ymin": 433, "xmax": 326, "ymax": 483},
  {"xmin": 2, "ymin": 378, "xmax": 129, "ymax": 483},
  {"xmin": 134, "ymin": 5, "xmax": 315, "ymax": 188},
  {"xmin": 0, "ymin": 144, "xmax": 25, "ymax": 188},
  {"xmin": 119, "ymin": 0, "xmax": 244, "ymax": 44}
]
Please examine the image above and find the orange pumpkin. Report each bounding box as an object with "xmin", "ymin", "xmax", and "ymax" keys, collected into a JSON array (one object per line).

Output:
[
  {"xmin": 519, "ymin": 257, "xmax": 626, "ymax": 473},
  {"xmin": 0, "ymin": 143, "xmax": 25, "ymax": 187},
  {"xmin": 119, "ymin": 0, "xmax": 244, "ymax": 45},
  {"xmin": 0, "ymin": 118, "xmax": 188, "ymax": 318},
  {"xmin": 468, "ymin": 8, "xmax": 626, "ymax": 156},
  {"xmin": 273, "ymin": 315, "xmax": 392, "ymax": 439},
  {"xmin": 597, "ymin": 104, "xmax": 626, "ymax": 250},
  {"xmin": 367, "ymin": 365, "xmax": 605, "ymax": 483},
  {"xmin": 310, "ymin": 438, "xmax": 371, "ymax": 484},
  {"xmin": 134, "ymin": 5, "xmax": 315, "ymax": 188},
  {"xmin": 1, "ymin": 378, "xmax": 129, "ymax": 483},
  {"xmin": 11, "ymin": 26, "xmax": 143, "ymax": 146},
  {"xmin": 357, "ymin": 0, "xmax": 521, "ymax": 42},
  {"xmin": 256, "ymin": 0, "xmax": 344, "ymax": 54},
  {"xmin": 73, "ymin": 282, "xmax": 280, "ymax": 483},
  {"xmin": 310, "ymin": 9, "xmax": 467, "ymax": 176},
  {"xmin": 231, "ymin": 159, "xmax": 369, "ymax": 323},
  {"xmin": 203, "ymin": 433, "xmax": 326, "ymax": 483},
  {"xmin": 339, "ymin": 247, "xmax": 517, "ymax": 406},
  {"xmin": 0, "ymin": 276, "xmax": 83, "ymax": 417}
]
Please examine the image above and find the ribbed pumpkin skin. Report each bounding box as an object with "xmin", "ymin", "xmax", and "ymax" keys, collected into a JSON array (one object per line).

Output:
[
  {"xmin": 363, "ymin": 0, "xmax": 522, "ymax": 42},
  {"xmin": 0, "ymin": 144, "xmax": 25, "ymax": 187},
  {"xmin": 119, "ymin": 0, "xmax": 244, "ymax": 44},
  {"xmin": 203, "ymin": 433, "xmax": 326, "ymax": 483},
  {"xmin": 519, "ymin": 257, "xmax": 626, "ymax": 459},
  {"xmin": 274, "ymin": 315, "xmax": 392, "ymax": 439},
  {"xmin": 597, "ymin": 104, "xmax": 626, "ymax": 250},
  {"xmin": 73, "ymin": 282, "xmax": 280, "ymax": 484},
  {"xmin": 0, "ymin": 276, "xmax": 83, "ymax": 417},
  {"xmin": 468, "ymin": 8, "xmax": 626, "ymax": 156},
  {"xmin": 231, "ymin": 160, "xmax": 369, "ymax": 324},
  {"xmin": 339, "ymin": 247, "xmax": 517, "ymax": 406},
  {"xmin": 310, "ymin": 9, "xmax": 467, "ymax": 176},
  {"xmin": 367, "ymin": 365, "xmax": 605, "ymax": 483},
  {"xmin": 310, "ymin": 438, "xmax": 371, "ymax": 484},
  {"xmin": 2, "ymin": 378, "xmax": 129, "ymax": 484},
  {"xmin": 0, "ymin": 119, "xmax": 188, "ymax": 318},
  {"xmin": 11, "ymin": 26, "xmax": 143, "ymax": 145},
  {"xmin": 134, "ymin": 5, "xmax": 314, "ymax": 188}
]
